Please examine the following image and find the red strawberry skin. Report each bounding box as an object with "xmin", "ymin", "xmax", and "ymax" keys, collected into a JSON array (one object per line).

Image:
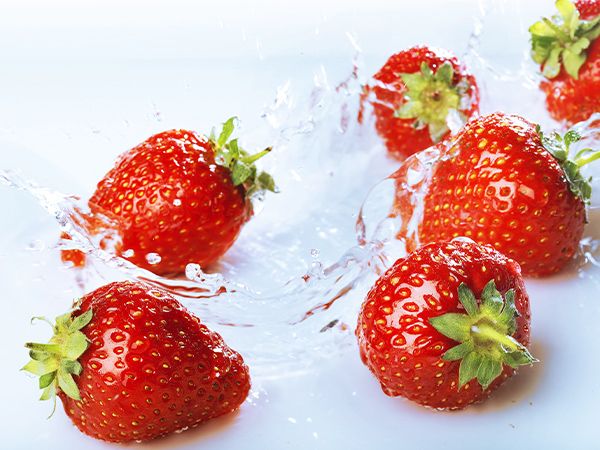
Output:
[
  {"xmin": 541, "ymin": 36, "xmax": 600, "ymax": 125},
  {"xmin": 576, "ymin": 0, "xmax": 600, "ymax": 20},
  {"xmin": 90, "ymin": 130, "xmax": 249, "ymax": 275},
  {"xmin": 367, "ymin": 46, "xmax": 479, "ymax": 159},
  {"xmin": 356, "ymin": 239, "xmax": 531, "ymax": 410},
  {"xmin": 415, "ymin": 113, "xmax": 585, "ymax": 277},
  {"xmin": 59, "ymin": 281, "xmax": 250, "ymax": 443}
]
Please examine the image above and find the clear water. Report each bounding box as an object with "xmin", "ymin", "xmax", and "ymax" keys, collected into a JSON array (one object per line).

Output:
[{"xmin": 2, "ymin": 1, "xmax": 600, "ymax": 379}]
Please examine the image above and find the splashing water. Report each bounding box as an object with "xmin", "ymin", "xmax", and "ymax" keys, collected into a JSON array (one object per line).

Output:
[{"xmin": 2, "ymin": 4, "xmax": 600, "ymax": 378}]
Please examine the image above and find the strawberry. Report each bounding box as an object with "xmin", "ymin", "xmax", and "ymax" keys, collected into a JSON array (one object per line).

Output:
[
  {"xmin": 22, "ymin": 281, "xmax": 251, "ymax": 443},
  {"xmin": 59, "ymin": 232, "xmax": 86, "ymax": 268},
  {"xmin": 529, "ymin": 0, "xmax": 600, "ymax": 125},
  {"xmin": 356, "ymin": 239, "xmax": 535, "ymax": 410},
  {"xmin": 409, "ymin": 112, "xmax": 599, "ymax": 277},
  {"xmin": 362, "ymin": 46, "xmax": 479, "ymax": 159},
  {"xmin": 79, "ymin": 118, "xmax": 275, "ymax": 275}
]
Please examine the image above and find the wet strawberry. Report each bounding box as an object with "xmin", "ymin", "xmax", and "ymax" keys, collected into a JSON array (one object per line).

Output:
[
  {"xmin": 411, "ymin": 112, "xmax": 599, "ymax": 277},
  {"xmin": 356, "ymin": 239, "xmax": 535, "ymax": 410},
  {"xmin": 362, "ymin": 46, "xmax": 479, "ymax": 159},
  {"xmin": 59, "ymin": 232, "xmax": 86, "ymax": 268},
  {"xmin": 530, "ymin": 0, "xmax": 600, "ymax": 124},
  {"xmin": 84, "ymin": 118, "xmax": 275, "ymax": 275},
  {"xmin": 23, "ymin": 281, "xmax": 251, "ymax": 443}
]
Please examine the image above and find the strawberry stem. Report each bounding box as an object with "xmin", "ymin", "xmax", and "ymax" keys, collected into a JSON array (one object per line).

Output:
[
  {"xmin": 529, "ymin": 0, "xmax": 600, "ymax": 79},
  {"xmin": 575, "ymin": 149, "xmax": 600, "ymax": 167},
  {"xmin": 394, "ymin": 61, "xmax": 468, "ymax": 143},
  {"xmin": 472, "ymin": 323, "xmax": 524, "ymax": 353},
  {"xmin": 210, "ymin": 118, "xmax": 277, "ymax": 199},
  {"xmin": 22, "ymin": 309, "xmax": 93, "ymax": 404},
  {"xmin": 429, "ymin": 280, "xmax": 536, "ymax": 390},
  {"xmin": 241, "ymin": 147, "xmax": 273, "ymax": 165}
]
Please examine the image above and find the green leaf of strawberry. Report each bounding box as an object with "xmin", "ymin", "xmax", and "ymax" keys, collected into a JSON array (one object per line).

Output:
[
  {"xmin": 22, "ymin": 309, "xmax": 93, "ymax": 407},
  {"xmin": 429, "ymin": 280, "xmax": 537, "ymax": 390},
  {"xmin": 530, "ymin": 0, "xmax": 600, "ymax": 79},
  {"xmin": 211, "ymin": 117, "xmax": 277, "ymax": 199},
  {"xmin": 394, "ymin": 61, "xmax": 466, "ymax": 143},
  {"xmin": 538, "ymin": 125, "xmax": 600, "ymax": 205}
]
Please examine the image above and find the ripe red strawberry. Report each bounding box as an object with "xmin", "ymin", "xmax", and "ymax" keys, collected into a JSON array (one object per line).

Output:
[
  {"xmin": 362, "ymin": 46, "xmax": 479, "ymax": 159},
  {"xmin": 530, "ymin": 0, "xmax": 600, "ymax": 124},
  {"xmin": 409, "ymin": 112, "xmax": 599, "ymax": 277},
  {"xmin": 22, "ymin": 281, "xmax": 251, "ymax": 443},
  {"xmin": 76, "ymin": 118, "xmax": 275, "ymax": 275},
  {"xmin": 356, "ymin": 239, "xmax": 535, "ymax": 410}
]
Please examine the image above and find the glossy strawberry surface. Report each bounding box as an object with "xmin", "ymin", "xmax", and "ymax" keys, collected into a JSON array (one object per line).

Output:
[
  {"xmin": 366, "ymin": 46, "xmax": 479, "ymax": 159},
  {"xmin": 415, "ymin": 113, "xmax": 585, "ymax": 277},
  {"xmin": 356, "ymin": 239, "xmax": 531, "ymax": 410},
  {"xmin": 90, "ymin": 130, "xmax": 249, "ymax": 275},
  {"xmin": 59, "ymin": 281, "xmax": 251, "ymax": 443}
]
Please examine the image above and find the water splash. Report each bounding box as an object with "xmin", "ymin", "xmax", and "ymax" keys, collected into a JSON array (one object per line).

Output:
[
  {"xmin": 2, "ymin": 8, "xmax": 600, "ymax": 377},
  {"xmin": 0, "ymin": 55, "xmax": 403, "ymax": 376}
]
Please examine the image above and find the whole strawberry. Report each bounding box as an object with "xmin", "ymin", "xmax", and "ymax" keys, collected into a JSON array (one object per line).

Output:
[
  {"xmin": 530, "ymin": 0, "xmax": 600, "ymax": 125},
  {"xmin": 363, "ymin": 46, "xmax": 479, "ymax": 159},
  {"xmin": 412, "ymin": 112, "xmax": 599, "ymax": 276},
  {"xmin": 85, "ymin": 118, "xmax": 275, "ymax": 275},
  {"xmin": 23, "ymin": 281, "xmax": 251, "ymax": 443},
  {"xmin": 356, "ymin": 239, "xmax": 535, "ymax": 410}
]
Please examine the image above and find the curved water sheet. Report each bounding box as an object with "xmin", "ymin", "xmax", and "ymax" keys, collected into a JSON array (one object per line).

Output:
[
  {"xmin": 2, "ymin": 3, "xmax": 600, "ymax": 377},
  {"xmin": 0, "ymin": 63, "xmax": 408, "ymax": 376}
]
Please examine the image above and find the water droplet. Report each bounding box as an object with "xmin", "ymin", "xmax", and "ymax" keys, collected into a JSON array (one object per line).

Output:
[
  {"xmin": 173, "ymin": 199, "xmax": 182, "ymax": 206},
  {"xmin": 145, "ymin": 253, "xmax": 162, "ymax": 265},
  {"xmin": 122, "ymin": 249, "xmax": 135, "ymax": 258},
  {"xmin": 27, "ymin": 240, "xmax": 45, "ymax": 251},
  {"xmin": 185, "ymin": 263, "xmax": 202, "ymax": 280}
]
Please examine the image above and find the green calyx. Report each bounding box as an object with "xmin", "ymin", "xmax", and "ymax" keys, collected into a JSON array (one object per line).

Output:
[
  {"xmin": 429, "ymin": 280, "xmax": 536, "ymax": 390},
  {"xmin": 394, "ymin": 61, "xmax": 467, "ymax": 143},
  {"xmin": 210, "ymin": 117, "xmax": 277, "ymax": 199},
  {"xmin": 22, "ymin": 309, "xmax": 92, "ymax": 410},
  {"xmin": 538, "ymin": 125, "xmax": 600, "ymax": 205},
  {"xmin": 529, "ymin": 0, "xmax": 600, "ymax": 79}
]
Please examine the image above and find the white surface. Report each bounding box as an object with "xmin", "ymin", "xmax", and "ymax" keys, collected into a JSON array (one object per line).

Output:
[{"xmin": 1, "ymin": 1, "xmax": 600, "ymax": 449}]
